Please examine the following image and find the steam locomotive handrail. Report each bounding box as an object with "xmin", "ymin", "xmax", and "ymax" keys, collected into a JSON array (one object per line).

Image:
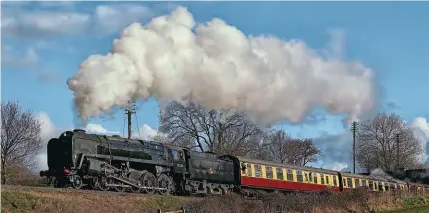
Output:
[{"xmin": 85, "ymin": 153, "xmax": 170, "ymax": 166}]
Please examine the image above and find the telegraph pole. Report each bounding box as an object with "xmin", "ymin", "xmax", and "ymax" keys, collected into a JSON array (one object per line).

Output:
[
  {"xmin": 351, "ymin": 121, "xmax": 358, "ymax": 174},
  {"xmin": 396, "ymin": 133, "xmax": 400, "ymax": 169},
  {"xmin": 125, "ymin": 102, "xmax": 136, "ymax": 139}
]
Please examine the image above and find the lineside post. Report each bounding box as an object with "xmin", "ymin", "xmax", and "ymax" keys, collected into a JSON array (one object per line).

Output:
[
  {"xmin": 396, "ymin": 133, "xmax": 401, "ymax": 169},
  {"xmin": 351, "ymin": 121, "xmax": 358, "ymax": 174},
  {"xmin": 124, "ymin": 101, "xmax": 136, "ymax": 139}
]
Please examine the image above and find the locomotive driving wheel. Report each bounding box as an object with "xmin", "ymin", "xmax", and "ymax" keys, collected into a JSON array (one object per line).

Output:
[
  {"xmin": 96, "ymin": 176, "xmax": 110, "ymax": 191},
  {"xmin": 157, "ymin": 174, "xmax": 173, "ymax": 195},
  {"xmin": 71, "ymin": 175, "xmax": 83, "ymax": 189},
  {"xmin": 140, "ymin": 171, "xmax": 156, "ymax": 194},
  {"xmin": 128, "ymin": 170, "xmax": 142, "ymax": 193},
  {"xmin": 112, "ymin": 179, "xmax": 127, "ymax": 193}
]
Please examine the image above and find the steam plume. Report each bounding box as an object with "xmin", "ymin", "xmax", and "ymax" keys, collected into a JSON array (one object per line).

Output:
[{"xmin": 67, "ymin": 6, "xmax": 375, "ymax": 126}]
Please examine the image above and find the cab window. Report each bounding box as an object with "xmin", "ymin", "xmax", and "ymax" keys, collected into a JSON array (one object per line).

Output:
[{"xmin": 172, "ymin": 150, "xmax": 180, "ymax": 160}]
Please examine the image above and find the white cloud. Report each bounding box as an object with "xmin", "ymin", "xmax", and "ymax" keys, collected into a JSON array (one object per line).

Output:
[
  {"xmin": 2, "ymin": 11, "xmax": 91, "ymax": 37},
  {"xmin": 323, "ymin": 162, "xmax": 349, "ymax": 172},
  {"xmin": 94, "ymin": 4, "xmax": 154, "ymax": 34},
  {"xmin": 1, "ymin": 3, "xmax": 170, "ymax": 38},
  {"xmin": 36, "ymin": 112, "xmax": 57, "ymax": 141},
  {"xmin": 84, "ymin": 123, "xmax": 120, "ymax": 135},
  {"xmin": 2, "ymin": 47, "xmax": 38, "ymax": 68},
  {"xmin": 35, "ymin": 112, "xmax": 64, "ymax": 171},
  {"xmin": 411, "ymin": 117, "xmax": 429, "ymax": 163},
  {"xmin": 132, "ymin": 124, "xmax": 161, "ymax": 140},
  {"xmin": 37, "ymin": 1, "xmax": 76, "ymax": 9}
]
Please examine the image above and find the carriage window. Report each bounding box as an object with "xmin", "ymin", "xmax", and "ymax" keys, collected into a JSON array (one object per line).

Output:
[
  {"xmin": 362, "ymin": 180, "xmax": 367, "ymax": 187},
  {"xmin": 241, "ymin": 163, "xmax": 246, "ymax": 175},
  {"xmin": 347, "ymin": 178, "xmax": 353, "ymax": 188},
  {"xmin": 333, "ymin": 176, "xmax": 338, "ymax": 186},
  {"xmin": 355, "ymin": 179, "xmax": 360, "ymax": 187},
  {"xmin": 266, "ymin": 166, "xmax": 273, "ymax": 179},
  {"xmin": 369, "ymin": 181, "xmax": 374, "ymax": 190},
  {"xmin": 297, "ymin": 170, "xmax": 303, "ymax": 182},
  {"xmin": 246, "ymin": 164, "xmax": 252, "ymax": 176},
  {"xmin": 343, "ymin": 178, "xmax": 347, "ymax": 188},
  {"xmin": 276, "ymin": 168, "xmax": 284, "ymax": 180},
  {"xmin": 321, "ymin": 174, "xmax": 325, "ymax": 185},
  {"xmin": 313, "ymin": 173, "xmax": 318, "ymax": 183},
  {"xmin": 326, "ymin": 175, "xmax": 330, "ymax": 185},
  {"xmin": 308, "ymin": 172, "xmax": 313, "ymax": 183},
  {"xmin": 378, "ymin": 182, "xmax": 383, "ymax": 191},
  {"xmin": 287, "ymin": 169, "xmax": 294, "ymax": 181},
  {"xmin": 255, "ymin": 165, "xmax": 262, "ymax": 177}
]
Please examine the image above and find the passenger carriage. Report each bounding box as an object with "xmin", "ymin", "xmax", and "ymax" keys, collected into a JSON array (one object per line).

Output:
[{"xmin": 226, "ymin": 156, "xmax": 342, "ymax": 193}]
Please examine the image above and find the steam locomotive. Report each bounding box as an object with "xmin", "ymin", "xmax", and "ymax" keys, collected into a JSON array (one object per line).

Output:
[{"xmin": 39, "ymin": 129, "xmax": 429, "ymax": 196}]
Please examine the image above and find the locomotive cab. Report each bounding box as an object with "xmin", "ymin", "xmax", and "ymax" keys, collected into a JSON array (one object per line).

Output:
[{"xmin": 166, "ymin": 146, "xmax": 186, "ymax": 174}]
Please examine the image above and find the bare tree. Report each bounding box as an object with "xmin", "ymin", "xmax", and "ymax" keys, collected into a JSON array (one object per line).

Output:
[
  {"xmin": 152, "ymin": 133, "xmax": 197, "ymax": 149},
  {"xmin": 158, "ymin": 101, "xmax": 265, "ymax": 156},
  {"xmin": 356, "ymin": 112, "xmax": 422, "ymax": 172},
  {"xmin": 1, "ymin": 101, "xmax": 43, "ymax": 184},
  {"xmin": 261, "ymin": 129, "xmax": 320, "ymax": 166}
]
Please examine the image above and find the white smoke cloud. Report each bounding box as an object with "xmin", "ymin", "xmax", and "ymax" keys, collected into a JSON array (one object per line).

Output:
[{"xmin": 67, "ymin": 6, "xmax": 376, "ymax": 127}]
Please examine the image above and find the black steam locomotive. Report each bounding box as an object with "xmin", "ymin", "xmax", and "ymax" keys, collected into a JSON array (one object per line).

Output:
[
  {"xmin": 40, "ymin": 129, "xmax": 237, "ymax": 195},
  {"xmin": 40, "ymin": 129, "xmax": 429, "ymax": 196}
]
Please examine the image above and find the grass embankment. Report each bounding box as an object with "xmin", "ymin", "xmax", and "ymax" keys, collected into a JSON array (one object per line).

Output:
[
  {"xmin": 1, "ymin": 186, "xmax": 192, "ymax": 213},
  {"xmin": 2, "ymin": 186, "xmax": 429, "ymax": 213}
]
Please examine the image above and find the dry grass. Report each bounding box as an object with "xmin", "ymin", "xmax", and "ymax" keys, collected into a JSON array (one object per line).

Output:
[
  {"xmin": 1, "ymin": 186, "xmax": 193, "ymax": 213},
  {"xmin": 184, "ymin": 188, "xmax": 429, "ymax": 213},
  {"xmin": 2, "ymin": 186, "xmax": 429, "ymax": 213}
]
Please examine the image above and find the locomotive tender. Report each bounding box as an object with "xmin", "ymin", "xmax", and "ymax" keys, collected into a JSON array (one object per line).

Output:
[{"xmin": 40, "ymin": 129, "xmax": 429, "ymax": 196}]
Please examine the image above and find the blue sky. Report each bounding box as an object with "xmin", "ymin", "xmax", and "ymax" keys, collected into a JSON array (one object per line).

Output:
[{"xmin": 2, "ymin": 1, "xmax": 429, "ymax": 171}]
